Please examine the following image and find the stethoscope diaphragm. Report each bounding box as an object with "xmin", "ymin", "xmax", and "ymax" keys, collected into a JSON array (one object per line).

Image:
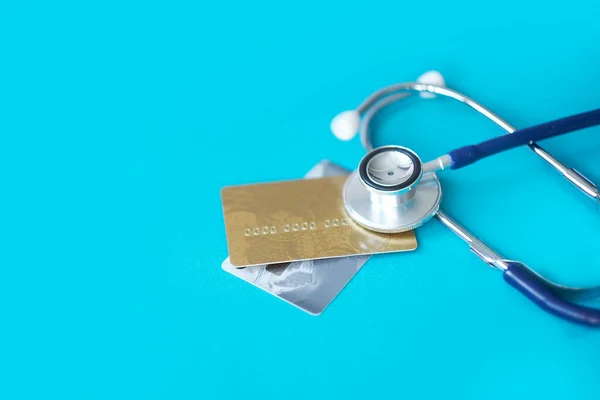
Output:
[{"xmin": 343, "ymin": 146, "xmax": 442, "ymax": 233}]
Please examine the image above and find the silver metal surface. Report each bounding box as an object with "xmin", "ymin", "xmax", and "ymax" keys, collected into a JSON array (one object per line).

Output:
[
  {"xmin": 564, "ymin": 168, "xmax": 599, "ymax": 199},
  {"xmin": 435, "ymin": 210, "xmax": 600, "ymax": 302},
  {"xmin": 357, "ymin": 82, "xmax": 599, "ymax": 203},
  {"xmin": 423, "ymin": 155, "xmax": 452, "ymax": 175},
  {"xmin": 343, "ymin": 171, "xmax": 442, "ymax": 233},
  {"xmin": 366, "ymin": 150, "xmax": 415, "ymax": 187},
  {"xmin": 369, "ymin": 189, "xmax": 414, "ymax": 207},
  {"xmin": 435, "ymin": 210, "xmax": 507, "ymax": 271}
]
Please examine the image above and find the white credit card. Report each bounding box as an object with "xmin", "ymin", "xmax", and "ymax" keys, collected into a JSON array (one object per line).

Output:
[{"xmin": 221, "ymin": 160, "xmax": 369, "ymax": 315}]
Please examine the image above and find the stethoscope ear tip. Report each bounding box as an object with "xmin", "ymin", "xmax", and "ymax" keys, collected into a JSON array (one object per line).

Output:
[
  {"xmin": 331, "ymin": 70, "xmax": 446, "ymax": 141},
  {"xmin": 416, "ymin": 70, "xmax": 446, "ymax": 99},
  {"xmin": 331, "ymin": 109, "xmax": 360, "ymax": 141}
]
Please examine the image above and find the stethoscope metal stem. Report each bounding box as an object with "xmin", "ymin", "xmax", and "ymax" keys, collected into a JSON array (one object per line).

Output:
[
  {"xmin": 435, "ymin": 208, "xmax": 600, "ymax": 327},
  {"xmin": 435, "ymin": 210, "xmax": 507, "ymax": 271},
  {"xmin": 358, "ymin": 83, "xmax": 599, "ymax": 203}
]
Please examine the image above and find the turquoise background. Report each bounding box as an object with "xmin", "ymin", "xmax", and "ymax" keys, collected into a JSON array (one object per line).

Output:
[{"xmin": 2, "ymin": 1, "xmax": 600, "ymax": 399}]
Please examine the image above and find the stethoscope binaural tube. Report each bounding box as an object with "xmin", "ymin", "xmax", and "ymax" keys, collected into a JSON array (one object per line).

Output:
[
  {"xmin": 331, "ymin": 74, "xmax": 600, "ymax": 203},
  {"xmin": 343, "ymin": 109, "xmax": 600, "ymax": 234}
]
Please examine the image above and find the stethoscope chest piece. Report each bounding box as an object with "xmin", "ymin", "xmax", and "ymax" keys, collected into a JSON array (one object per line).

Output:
[{"xmin": 343, "ymin": 146, "xmax": 442, "ymax": 233}]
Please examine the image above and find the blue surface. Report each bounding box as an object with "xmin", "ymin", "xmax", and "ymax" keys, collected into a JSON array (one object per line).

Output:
[{"xmin": 2, "ymin": 1, "xmax": 600, "ymax": 399}]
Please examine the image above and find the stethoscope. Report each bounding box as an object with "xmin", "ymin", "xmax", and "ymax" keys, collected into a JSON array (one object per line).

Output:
[{"xmin": 331, "ymin": 71, "xmax": 600, "ymax": 327}]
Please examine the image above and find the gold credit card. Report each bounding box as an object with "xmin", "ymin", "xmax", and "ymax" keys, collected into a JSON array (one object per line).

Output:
[{"xmin": 221, "ymin": 175, "xmax": 417, "ymax": 266}]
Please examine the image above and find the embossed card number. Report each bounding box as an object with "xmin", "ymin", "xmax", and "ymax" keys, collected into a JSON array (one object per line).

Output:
[
  {"xmin": 244, "ymin": 218, "xmax": 352, "ymax": 237},
  {"xmin": 221, "ymin": 175, "xmax": 417, "ymax": 266}
]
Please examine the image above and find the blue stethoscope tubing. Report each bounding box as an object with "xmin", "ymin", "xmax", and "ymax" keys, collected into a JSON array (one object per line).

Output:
[
  {"xmin": 338, "ymin": 80, "xmax": 600, "ymax": 326},
  {"xmin": 348, "ymin": 79, "xmax": 600, "ymax": 202},
  {"xmin": 448, "ymin": 110, "xmax": 600, "ymax": 326},
  {"xmin": 447, "ymin": 109, "xmax": 600, "ymax": 169},
  {"xmin": 437, "ymin": 210, "xmax": 600, "ymax": 327}
]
